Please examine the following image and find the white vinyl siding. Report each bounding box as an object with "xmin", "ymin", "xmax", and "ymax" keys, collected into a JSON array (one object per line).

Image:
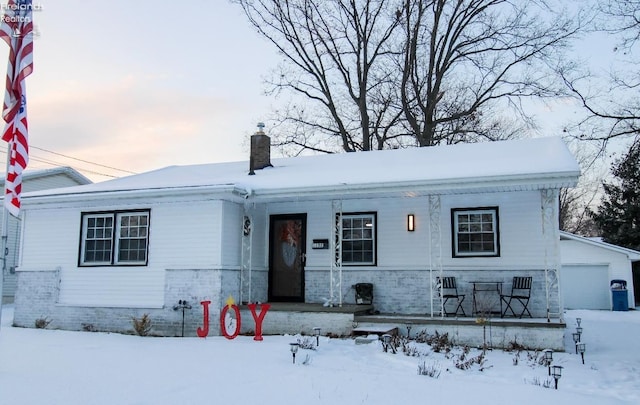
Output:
[
  {"xmin": 3, "ymin": 170, "xmax": 91, "ymax": 301},
  {"xmin": 20, "ymin": 199, "xmax": 226, "ymax": 308}
]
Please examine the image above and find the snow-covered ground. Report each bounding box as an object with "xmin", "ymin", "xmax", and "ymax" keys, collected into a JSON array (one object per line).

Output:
[{"xmin": 1, "ymin": 305, "xmax": 638, "ymax": 405}]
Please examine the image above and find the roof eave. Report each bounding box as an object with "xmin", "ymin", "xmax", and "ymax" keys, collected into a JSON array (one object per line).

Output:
[
  {"xmin": 22, "ymin": 183, "xmax": 243, "ymax": 206},
  {"xmin": 560, "ymin": 230, "xmax": 640, "ymax": 260},
  {"xmin": 22, "ymin": 171, "xmax": 580, "ymax": 206},
  {"xmin": 245, "ymin": 172, "xmax": 580, "ymax": 200}
]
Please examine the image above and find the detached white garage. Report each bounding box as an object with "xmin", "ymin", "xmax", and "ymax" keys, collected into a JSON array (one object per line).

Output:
[{"xmin": 559, "ymin": 231, "xmax": 640, "ymax": 310}]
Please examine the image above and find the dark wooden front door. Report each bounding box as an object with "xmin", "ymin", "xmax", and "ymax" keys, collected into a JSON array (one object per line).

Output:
[{"xmin": 269, "ymin": 214, "xmax": 306, "ymax": 302}]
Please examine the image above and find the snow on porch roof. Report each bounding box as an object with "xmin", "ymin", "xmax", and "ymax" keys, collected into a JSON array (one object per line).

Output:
[{"xmin": 25, "ymin": 136, "xmax": 580, "ymax": 200}]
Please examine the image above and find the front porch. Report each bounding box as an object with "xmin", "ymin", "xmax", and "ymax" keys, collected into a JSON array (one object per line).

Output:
[{"xmin": 239, "ymin": 303, "xmax": 566, "ymax": 351}]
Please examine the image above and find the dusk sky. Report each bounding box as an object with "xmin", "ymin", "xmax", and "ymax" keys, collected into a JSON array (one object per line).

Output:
[
  {"xmin": 0, "ymin": 1, "xmax": 619, "ymax": 181},
  {"xmin": 0, "ymin": 1, "xmax": 282, "ymax": 180}
]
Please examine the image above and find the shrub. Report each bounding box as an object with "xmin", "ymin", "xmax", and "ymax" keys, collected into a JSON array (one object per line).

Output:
[
  {"xmin": 454, "ymin": 351, "xmax": 488, "ymax": 371},
  {"xmin": 506, "ymin": 337, "xmax": 527, "ymax": 352},
  {"xmin": 34, "ymin": 317, "xmax": 51, "ymax": 329},
  {"xmin": 412, "ymin": 330, "xmax": 429, "ymax": 343},
  {"xmin": 418, "ymin": 360, "xmax": 441, "ymax": 378},
  {"xmin": 427, "ymin": 331, "xmax": 451, "ymax": 353},
  {"xmin": 296, "ymin": 336, "xmax": 317, "ymax": 350},
  {"xmin": 525, "ymin": 376, "xmax": 554, "ymax": 389},
  {"xmin": 512, "ymin": 351, "xmax": 520, "ymax": 365},
  {"xmin": 82, "ymin": 323, "xmax": 96, "ymax": 332},
  {"xmin": 132, "ymin": 313, "xmax": 152, "ymax": 336}
]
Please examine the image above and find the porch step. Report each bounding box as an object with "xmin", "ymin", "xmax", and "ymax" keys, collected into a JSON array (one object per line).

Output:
[
  {"xmin": 351, "ymin": 324, "xmax": 398, "ymax": 337},
  {"xmin": 354, "ymin": 336, "xmax": 379, "ymax": 345}
]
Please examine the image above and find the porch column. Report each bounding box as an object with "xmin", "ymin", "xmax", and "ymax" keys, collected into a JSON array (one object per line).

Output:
[
  {"xmin": 240, "ymin": 206, "xmax": 253, "ymax": 304},
  {"xmin": 330, "ymin": 200, "xmax": 343, "ymax": 307},
  {"xmin": 428, "ymin": 195, "xmax": 443, "ymax": 318},
  {"xmin": 541, "ymin": 188, "xmax": 562, "ymax": 322}
]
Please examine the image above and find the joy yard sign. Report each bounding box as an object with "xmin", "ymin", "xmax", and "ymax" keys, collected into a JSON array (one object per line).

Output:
[{"xmin": 197, "ymin": 296, "xmax": 271, "ymax": 341}]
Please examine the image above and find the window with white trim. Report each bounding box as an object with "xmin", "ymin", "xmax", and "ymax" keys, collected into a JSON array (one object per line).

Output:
[
  {"xmin": 452, "ymin": 207, "xmax": 499, "ymax": 257},
  {"xmin": 341, "ymin": 213, "xmax": 376, "ymax": 265},
  {"xmin": 80, "ymin": 210, "xmax": 150, "ymax": 266}
]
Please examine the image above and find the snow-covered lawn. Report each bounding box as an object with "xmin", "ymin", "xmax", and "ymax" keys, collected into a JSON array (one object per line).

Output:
[{"xmin": 1, "ymin": 305, "xmax": 638, "ymax": 405}]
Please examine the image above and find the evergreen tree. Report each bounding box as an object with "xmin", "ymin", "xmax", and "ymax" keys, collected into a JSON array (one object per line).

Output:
[{"xmin": 590, "ymin": 141, "xmax": 640, "ymax": 250}]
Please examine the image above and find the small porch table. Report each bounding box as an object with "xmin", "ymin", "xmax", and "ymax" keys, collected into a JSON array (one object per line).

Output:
[{"xmin": 469, "ymin": 281, "xmax": 504, "ymax": 316}]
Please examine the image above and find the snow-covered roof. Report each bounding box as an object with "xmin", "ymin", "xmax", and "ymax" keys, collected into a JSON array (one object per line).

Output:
[
  {"xmin": 560, "ymin": 231, "xmax": 640, "ymax": 261},
  {"xmin": 1, "ymin": 166, "xmax": 92, "ymax": 186},
  {"xmin": 24, "ymin": 137, "xmax": 580, "ymax": 202}
]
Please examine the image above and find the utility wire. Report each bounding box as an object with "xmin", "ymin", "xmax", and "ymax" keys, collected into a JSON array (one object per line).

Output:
[
  {"xmin": 0, "ymin": 146, "xmax": 129, "ymax": 179},
  {"xmin": 27, "ymin": 155, "xmax": 120, "ymax": 179},
  {"xmin": 0, "ymin": 152, "xmax": 120, "ymax": 179},
  {"xmin": 29, "ymin": 145, "xmax": 138, "ymax": 175}
]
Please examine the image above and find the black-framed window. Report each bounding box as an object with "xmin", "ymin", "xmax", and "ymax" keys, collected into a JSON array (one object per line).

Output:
[
  {"xmin": 80, "ymin": 210, "xmax": 150, "ymax": 266},
  {"xmin": 452, "ymin": 207, "xmax": 499, "ymax": 257},
  {"xmin": 341, "ymin": 212, "xmax": 376, "ymax": 265}
]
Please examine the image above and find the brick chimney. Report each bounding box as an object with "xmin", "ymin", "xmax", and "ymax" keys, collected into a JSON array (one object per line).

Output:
[{"xmin": 249, "ymin": 122, "xmax": 272, "ymax": 175}]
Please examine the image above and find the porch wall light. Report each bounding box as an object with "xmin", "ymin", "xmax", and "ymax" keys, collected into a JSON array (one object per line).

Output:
[{"xmin": 407, "ymin": 214, "xmax": 415, "ymax": 232}]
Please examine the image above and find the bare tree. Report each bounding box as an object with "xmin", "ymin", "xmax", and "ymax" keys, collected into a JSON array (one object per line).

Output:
[
  {"xmin": 234, "ymin": 1, "xmax": 585, "ymax": 153},
  {"xmin": 561, "ymin": 0, "xmax": 640, "ymax": 148},
  {"xmin": 399, "ymin": 0, "xmax": 583, "ymax": 147},
  {"xmin": 559, "ymin": 138, "xmax": 605, "ymax": 235},
  {"xmin": 233, "ymin": 0, "xmax": 404, "ymax": 153}
]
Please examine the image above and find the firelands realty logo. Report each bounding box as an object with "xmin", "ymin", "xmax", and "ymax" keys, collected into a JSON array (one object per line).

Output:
[
  {"xmin": 1, "ymin": 1, "xmax": 43, "ymax": 38},
  {"xmin": 1, "ymin": 0, "xmax": 43, "ymax": 18}
]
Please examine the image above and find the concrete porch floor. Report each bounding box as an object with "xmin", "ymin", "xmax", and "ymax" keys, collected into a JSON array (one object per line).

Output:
[
  {"xmin": 354, "ymin": 313, "xmax": 566, "ymax": 350},
  {"xmin": 238, "ymin": 303, "xmax": 566, "ymax": 350}
]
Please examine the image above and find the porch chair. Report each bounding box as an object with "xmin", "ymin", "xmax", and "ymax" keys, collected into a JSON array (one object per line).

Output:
[
  {"xmin": 439, "ymin": 276, "xmax": 466, "ymax": 317},
  {"xmin": 500, "ymin": 276, "xmax": 532, "ymax": 318}
]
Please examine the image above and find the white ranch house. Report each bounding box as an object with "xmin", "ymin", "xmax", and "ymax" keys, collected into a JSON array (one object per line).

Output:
[{"xmin": 12, "ymin": 136, "xmax": 580, "ymax": 349}]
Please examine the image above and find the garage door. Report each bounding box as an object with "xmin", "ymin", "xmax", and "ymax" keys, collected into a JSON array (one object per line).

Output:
[{"xmin": 561, "ymin": 264, "xmax": 610, "ymax": 310}]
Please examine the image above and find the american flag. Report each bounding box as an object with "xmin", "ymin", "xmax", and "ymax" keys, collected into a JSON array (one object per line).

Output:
[{"xmin": 0, "ymin": 0, "xmax": 33, "ymax": 217}]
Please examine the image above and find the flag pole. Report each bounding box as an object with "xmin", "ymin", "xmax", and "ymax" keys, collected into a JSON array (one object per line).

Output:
[
  {"xmin": 0, "ymin": 143, "xmax": 11, "ymax": 330},
  {"xmin": 0, "ymin": 0, "xmax": 35, "ymax": 331}
]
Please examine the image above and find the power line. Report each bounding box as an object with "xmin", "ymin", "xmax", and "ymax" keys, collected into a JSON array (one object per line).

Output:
[
  {"xmin": 27, "ymin": 155, "xmax": 119, "ymax": 179},
  {"xmin": 29, "ymin": 145, "xmax": 137, "ymax": 175},
  {"xmin": 0, "ymin": 147, "xmax": 127, "ymax": 179}
]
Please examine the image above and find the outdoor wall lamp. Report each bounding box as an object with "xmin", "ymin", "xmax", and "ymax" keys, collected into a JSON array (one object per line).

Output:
[
  {"xmin": 407, "ymin": 214, "xmax": 415, "ymax": 231},
  {"xmin": 551, "ymin": 365, "xmax": 563, "ymax": 389},
  {"xmin": 289, "ymin": 342, "xmax": 299, "ymax": 364},
  {"xmin": 313, "ymin": 327, "xmax": 321, "ymax": 347},
  {"xmin": 577, "ymin": 342, "xmax": 586, "ymax": 364},
  {"xmin": 543, "ymin": 349, "xmax": 553, "ymax": 376}
]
